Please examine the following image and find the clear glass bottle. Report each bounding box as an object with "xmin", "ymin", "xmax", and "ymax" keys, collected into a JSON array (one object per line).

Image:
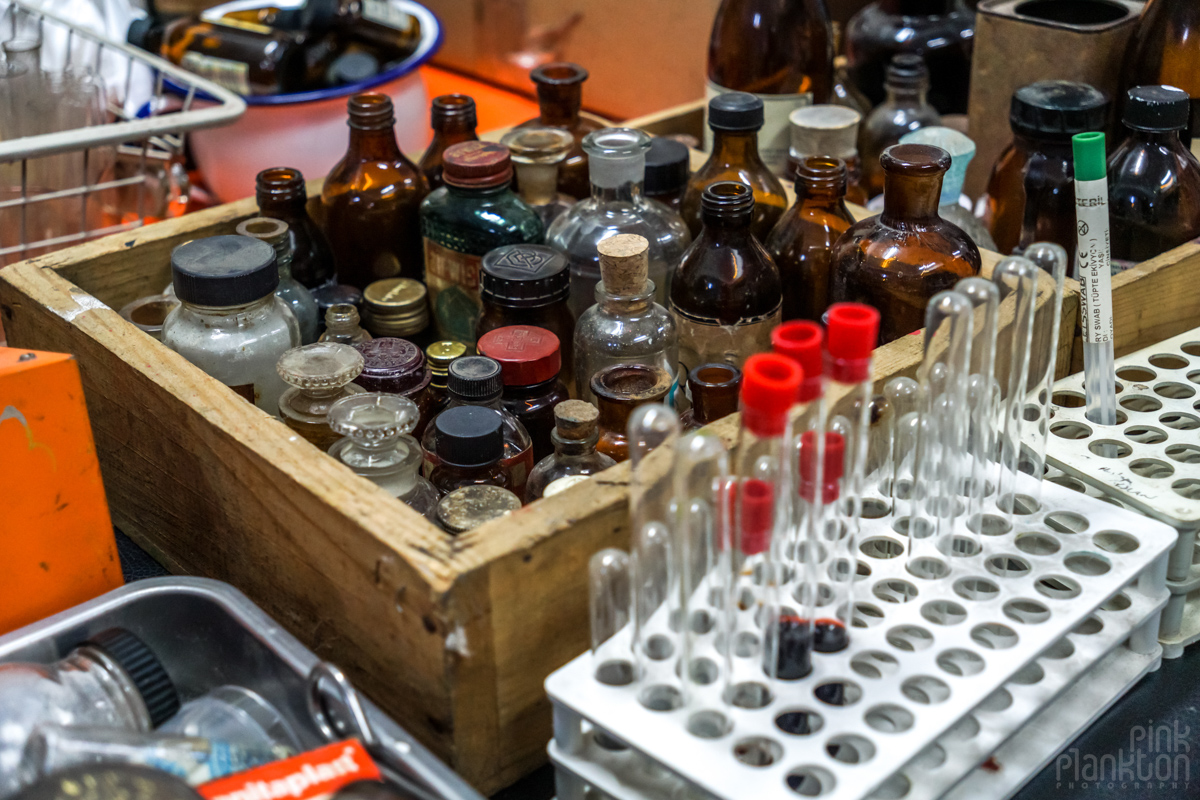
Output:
[
  {"xmin": 428, "ymin": 406, "xmax": 515, "ymax": 495},
  {"xmin": 417, "ymin": 94, "xmax": 479, "ymax": 191},
  {"xmin": 255, "ymin": 167, "xmax": 335, "ymax": 289},
  {"xmin": 157, "ymin": 685, "xmax": 298, "ymax": 757},
  {"xmin": 573, "ymin": 233, "xmax": 678, "ymax": 405},
  {"xmin": 900, "ymin": 126, "xmax": 998, "ymax": 251},
  {"xmin": 788, "ymin": 104, "xmax": 868, "ymax": 205},
  {"xmin": 515, "ymin": 63, "xmax": 603, "ymax": 200},
  {"xmin": 236, "ymin": 217, "xmax": 321, "ymax": 344},
  {"xmin": 591, "ymin": 364, "xmax": 673, "ymax": 463},
  {"xmin": 360, "ymin": 278, "xmax": 431, "ymax": 349},
  {"xmin": 319, "ymin": 303, "xmax": 372, "ymax": 345},
  {"xmin": 546, "ymin": 127, "xmax": 692, "ymax": 317},
  {"xmin": 477, "ymin": 325, "xmax": 570, "ymax": 462},
  {"xmin": 162, "ymin": 236, "xmax": 300, "ymax": 413},
  {"xmin": 525, "ymin": 399, "xmax": 616, "ymax": 501},
  {"xmin": 830, "ymin": 143, "xmax": 982, "ymax": 343},
  {"xmin": 328, "ymin": 393, "xmax": 439, "ymax": 519},
  {"xmin": 831, "ymin": 54, "xmax": 870, "ymax": 116},
  {"xmin": 766, "ymin": 156, "xmax": 857, "ymax": 322},
  {"xmin": 500, "ymin": 126, "xmax": 576, "ymax": 228},
  {"xmin": 420, "ymin": 341, "xmax": 468, "ymax": 439},
  {"xmin": 684, "ymin": 93, "xmax": 789, "ymax": 240},
  {"xmin": 276, "ymin": 342, "xmax": 365, "ymax": 450},
  {"xmin": 643, "ymin": 137, "xmax": 691, "ymax": 212},
  {"xmin": 1122, "ymin": 0, "xmax": 1200, "ymax": 151},
  {"xmin": 859, "ymin": 53, "xmax": 941, "ymax": 198},
  {"xmin": 311, "ymin": 284, "xmax": 362, "ymax": 338},
  {"xmin": 421, "ymin": 356, "xmax": 536, "ymax": 498},
  {"xmin": 1108, "ymin": 85, "xmax": 1200, "ymax": 269},
  {"xmin": 678, "ymin": 362, "xmax": 742, "ymax": 430},
  {"xmin": 981, "ymin": 80, "xmax": 1110, "ymax": 260},
  {"xmin": 420, "ymin": 141, "xmax": 544, "ymax": 345},
  {"xmin": 672, "ymin": 181, "xmax": 782, "ymax": 378},
  {"xmin": 436, "ymin": 485, "xmax": 522, "ymax": 534},
  {"xmin": 322, "ymin": 93, "xmax": 429, "ymax": 290}
]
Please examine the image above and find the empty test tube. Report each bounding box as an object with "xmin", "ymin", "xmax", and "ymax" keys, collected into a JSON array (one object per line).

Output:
[
  {"xmin": 883, "ymin": 377, "xmax": 921, "ymax": 518},
  {"xmin": 992, "ymin": 256, "xmax": 1039, "ymax": 518},
  {"xmin": 1021, "ymin": 242, "xmax": 1069, "ymax": 501},
  {"xmin": 954, "ymin": 277, "xmax": 1000, "ymax": 534},
  {"xmin": 589, "ymin": 548, "xmax": 634, "ymax": 687}
]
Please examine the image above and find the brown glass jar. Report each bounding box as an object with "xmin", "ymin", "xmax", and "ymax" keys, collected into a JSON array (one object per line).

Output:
[
  {"xmin": 679, "ymin": 362, "xmax": 742, "ymax": 431},
  {"xmin": 476, "ymin": 244, "xmax": 575, "ymax": 392},
  {"xmin": 351, "ymin": 337, "xmax": 433, "ymax": 431},
  {"xmin": 256, "ymin": 167, "xmax": 336, "ymax": 289},
  {"xmin": 321, "ymin": 93, "xmax": 429, "ymax": 290},
  {"xmin": 428, "ymin": 406, "xmax": 514, "ymax": 495},
  {"xmin": 417, "ymin": 94, "xmax": 479, "ymax": 190},
  {"xmin": 515, "ymin": 63, "xmax": 603, "ymax": 200},
  {"xmin": 477, "ymin": 325, "xmax": 570, "ymax": 462},
  {"xmin": 591, "ymin": 363, "xmax": 673, "ymax": 462}
]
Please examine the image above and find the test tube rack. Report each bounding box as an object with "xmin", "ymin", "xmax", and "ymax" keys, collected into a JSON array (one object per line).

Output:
[
  {"xmin": 546, "ymin": 477, "xmax": 1175, "ymax": 800},
  {"xmin": 1039, "ymin": 325, "xmax": 1200, "ymax": 658}
]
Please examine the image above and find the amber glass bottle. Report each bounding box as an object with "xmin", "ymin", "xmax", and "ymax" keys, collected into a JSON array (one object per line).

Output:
[
  {"xmin": 428, "ymin": 406, "xmax": 514, "ymax": 495},
  {"xmin": 322, "ymin": 93, "xmax": 429, "ymax": 290},
  {"xmin": 788, "ymin": 105, "xmax": 867, "ymax": 205},
  {"xmin": 859, "ymin": 54, "xmax": 941, "ymax": 198},
  {"xmin": 417, "ymin": 95, "xmax": 479, "ymax": 191},
  {"xmin": 766, "ymin": 156, "xmax": 856, "ymax": 322},
  {"xmin": 672, "ymin": 181, "xmax": 783, "ymax": 377},
  {"xmin": 830, "ymin": 144, "xmax": 981, "ymax": 343},
  {"xmin": 683, "ymin": 93, "xmax": 789, "ymax": 240},
  {"xmin": 516, "ymin": 63, "xmax": 603, "ymax": 200},
  {"xmin": 256, "ymin": 167, "xmax": 336, "ymax": 289},
  {"xmin": 679, "ymin": 363, "xmax": 742, "ymax": 431},
  {"xmin": 591, "ymin": 364, "xmax": 674, "ymax": 463},
  {"xmin": 1123, "ymin": 0, "xmax": 1200, "ymax": 150},
  {"xmin": 706, "ymin": 0, "xmax": 834, "ymax": 175}
]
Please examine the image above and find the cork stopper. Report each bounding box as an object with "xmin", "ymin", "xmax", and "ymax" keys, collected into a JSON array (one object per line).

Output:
[
  {"xmin": 597, "ymin": 234, "xmax": 649, "ymax": 296},
  {"xmin": 554, "ymin": 399, "xmax": 599, "ymax": 439}
]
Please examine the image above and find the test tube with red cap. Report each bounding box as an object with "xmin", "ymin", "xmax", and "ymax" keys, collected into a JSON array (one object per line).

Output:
[
  {"xmin": 954, "ymin": 276, "xmax": 1000, "ymax": 547},
  {"xmin": 589, "ymin": 548, "xmax": 634, "ymax": 687},
  {"xmin": 991, "ymin": 257, "xmax": 1039, "ymax": 519},
  {"xmin": 1020, "ymin": 242, "xmax": 1069, "ymax": 507}
]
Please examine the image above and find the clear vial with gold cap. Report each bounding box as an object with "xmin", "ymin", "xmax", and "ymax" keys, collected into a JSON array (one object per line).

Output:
[
  {"xmin": 360, "ymin": 278, "xmax": 431, "ymax": 347},
  {"xmin": 500, "ymin": 126, "xmax": 576, "ymax": 228},
  {"xmin": 319, "ymin": 303, "xmax": 372, "ymax": 345},
  {"xmin": 236, "ymin": 217, "xmax": 321, "ymax": 344},
  {"xmin": 328, "ymin": 393, "xmax": 439, "ymax": 519},
  {"xmin": 436, "ymin": 484, "xmax": 521, "ymax": 534},
  {"xmin": 277, "ymin": 342, "xmax": 366, "ymax": 450}
]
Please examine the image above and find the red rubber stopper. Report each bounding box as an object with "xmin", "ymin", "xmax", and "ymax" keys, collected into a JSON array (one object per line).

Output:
[
  {"xmin": 772, "ymin": 321, "xmax": 824, "ymax": 403},
  {"xmin": 825, "ymin": 303, "xmax": 880, "ymax": 383},
  {"xmin": 798, "ymin": 431, "xmax": 846, "ymax": 504},
  {"xmin": 741, "ymin": 353, "xmax": 804, "ymax": 437},
  {"xmin": 740, "ymin": 478, "xmax": 774, "ymax": 555}
]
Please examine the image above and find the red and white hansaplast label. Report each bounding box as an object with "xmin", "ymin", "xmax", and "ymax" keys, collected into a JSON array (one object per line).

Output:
[{"xmin": 198, "ymin": 740, "xmax": 381, "ymax": 800}]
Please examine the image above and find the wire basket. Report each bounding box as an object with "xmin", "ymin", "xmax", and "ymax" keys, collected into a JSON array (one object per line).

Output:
[{"xmin": 0, "ymin": 0, "xmax": 245, "ymax": 263}]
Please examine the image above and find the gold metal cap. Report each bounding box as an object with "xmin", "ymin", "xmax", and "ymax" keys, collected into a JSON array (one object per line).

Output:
[{"xmin": 362, "ymin": 278, "xmax": 429, "ymax": 337}]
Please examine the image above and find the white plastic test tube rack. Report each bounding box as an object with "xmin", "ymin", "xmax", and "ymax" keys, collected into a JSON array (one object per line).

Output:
[
  {"xmin": 546, "ymin": 476, "xmax": 1175, "ymax": 800},
  {"xmin": 1038, "ymin": 325, "xmax": 1200, "ymax": 658}
]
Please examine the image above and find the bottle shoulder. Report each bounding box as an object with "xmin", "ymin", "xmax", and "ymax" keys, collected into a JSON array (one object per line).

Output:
[
  {"xmin": 833, "ymin": 213, "xmax": 982, "ymax": 273},
  {"xmin": 547, "ymin": 203, "xmax": 691, "ymax": 258}
]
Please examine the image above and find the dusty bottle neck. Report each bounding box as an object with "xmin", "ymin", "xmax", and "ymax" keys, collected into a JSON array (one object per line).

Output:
[
  {"xmin": 348, "ymin": 127, "xmax": 403, "ymax": 161},
  {"xmin": 596, "ymin": 281, "xmax": 654, "ymax": 315},
  {"xmin": 552, "ymin": 428, "xmax": 599, "ymax": 457},
  {"xmin": 538, "ymin": 83, "xmax": 582, "ymax": 127},
  {"xmin": 256, "ymin": 169, "xmax": 308, "ymax": 214},
  {"xmin": 515, "ymin": 162, "xmax": 560, "ymax": 205},
  {"xmin": 886, "ymin": 85, "xmax": 929, "ymax": 107},
  {"xmin": 882, "ymin": 171, "xmax": 944, "ymax": 224}
]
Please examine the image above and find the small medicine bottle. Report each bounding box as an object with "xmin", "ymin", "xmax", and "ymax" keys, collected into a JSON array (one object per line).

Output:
[
  {"xmin": 162, "ymin": 235, "xmax": 300, "ymax": 414},
  {"xmin": 437, "ymin": 485, "xmax": 522, "ymax": 534},
  {"xmin": 643, "ymin": 137, "xmax": 691, "ymax": 212},
  {"xmin": 417, "ymin": 94, "xmax": 479, "ymax": 190},
  {"xmin": 254, "ymin": 166, "xmax": 335, "ymax": 289},
  {"xmin": 420, "ymin": 341, "xmax": 468, "ymax": 438},
  {"xmin": 679, "ymin": 363, "xmax": 742, "ymax": 431},
  {"xmin": 276, "ymin": 342, "xmax": 366, "ymax": 450},
  {"xmin": 236, "ymin": 216, "xmax": 321, "ymax": 344},
  {"xmin": 311, "ymin": 284, "xmax": 362, "ymax": 337},
  {"xmin": 500, "ymin": 126, "xmax": 576, "ymax": 228},
  {"xmin": 525, "ymin": 400, "xmax": 616, "ymax": 502},
  {"xmin": 591, "ymin": 363, "xmax": 673, "ymax": 462},
  {"xmin": 320, "ymin": 304, "xmax": 372, "ymax": 345},
  {"xmin": 477, "ymin": 325, "xmax": 570, "ymax": 462},
  {"xmin": 428, "ymin": 406, "xmax": 515, "ymax": 495}
]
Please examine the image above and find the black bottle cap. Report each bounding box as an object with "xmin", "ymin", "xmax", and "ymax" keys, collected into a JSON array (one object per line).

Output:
[
  {"xmin": 330, "ymin": 52, "xmax": 379, "ymax": 86},
  {"xmin": 434, "ymin": 406, "xmax": 504, "ymax": 468},
  {"xmin": 481, "ymin": 245, "xmax": 569, "ymax": 306},
  {"xmin": 1124, "ymin": 85, "xmax": 1191, "ymax": 132},
  {"xmin": 644, "ymin": 137, "xmax": 690, "ymax": 196},
  {"xmin": 1010, "ymin": 81, "xmax": 1110, "ymax": 140},
  {"xmin": 171, "ymin": 236, "xmax": 278, "ymax": 307},
  {"xmin": 700, "ymin": 180, "xmax": 755, "ymax": 223},
  {"xmin": 708, "ymin": 92, "xmax": 764, "ymax": 132},
  {"xmin": 85, "ymin": 628, "xmax": 180, "ymax": 727},
  {"xmin": 886, "ymin": 53, "xmax": 929, "ymax": 90},
  {"xmin": 448, "ymin": 356, "xmax": 504, "ymax": 401}
]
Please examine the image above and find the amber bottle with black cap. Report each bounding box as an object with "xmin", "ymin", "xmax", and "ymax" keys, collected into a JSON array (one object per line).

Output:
[
  {"xmin": 417, "ymin": 94, "xmax": 479, "ymax": 190},
  {"xmin": 428, "ymin": 406, "xmax": 515, "ymax": 495},
  {"xmin": 515, "ymin": 63, "xmax": 603, "ymax": 200},
  {"xmin": 255, "ymin": 167, "xmax": 336, "ymax": 289}
]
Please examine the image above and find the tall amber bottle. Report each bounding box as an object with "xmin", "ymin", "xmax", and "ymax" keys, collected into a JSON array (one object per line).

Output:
[
  {"xmin": 256, "ymin": 167, "xmax": 336, "ymax": 289},
  {"xmin": 516, "ymin": 63, "xmax": 603, "ymax": 201},
  {"xmin": 683, "ymin": 93, "xmax": 789, "ymax": 240},
  {"xmin": 706, "ymin": 0, "xmax": 834, "ymax": 175},
  {"xmin": 830, "ymin": 144, "xmax": 981, "ymax": 343},
  {"xmin": 321, "ymin": 93, "xmax": 429, "ymax": 290},
  {"xmin": 417, "ymin": 94, "xmax": 479, "ymax": 190},
  {"xmin": 671, "ymin": 181, "xmax": 783, "ymax": 378},
  {"xmin": 765, "ymin": 156, "xmax": 856, "ymax": 322},
  {"xmin": 1123, "ymin": 0, "xmax": 1200, "ymax": 151}
]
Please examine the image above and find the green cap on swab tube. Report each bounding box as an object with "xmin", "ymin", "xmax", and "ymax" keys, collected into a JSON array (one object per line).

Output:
[{"xmin": 1072, "ymin": 131, "xmax": 1106, "ymax": 182}]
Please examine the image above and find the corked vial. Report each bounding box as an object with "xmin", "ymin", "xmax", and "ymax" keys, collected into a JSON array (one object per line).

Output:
[
  {"xmin": 596, "ymin": 233, "xmax": 651, "ymax": 296},
  {"xmin": 437, "ymin": 484, "xmax": 522, "ymax": 535},
  {"xmin": 524, "ymin": 398, "xmax": 617, "ymax": 501}
]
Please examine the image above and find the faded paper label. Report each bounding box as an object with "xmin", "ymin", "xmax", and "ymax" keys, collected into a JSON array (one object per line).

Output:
[
  {"xmin": 362, "ymin": 0, "xmax": 415, "ymax": 30},
  {"xmin": 1074, "ymin": 177, "xmax": 1114, "ymax": 345},
  {"xmin": 181, "ymin": 52, "xmax": 251, "ymax": 95},
  {"xmin": 673, "ymin": 305, "xmax": 783, "ymax": 383},
  {"xmin": 424, "ymin": 238, "xmax": 483, "ymax": 344},
  {"xmin": 704, "ymin": 82, "xmax": 812, "ymax": 177}
]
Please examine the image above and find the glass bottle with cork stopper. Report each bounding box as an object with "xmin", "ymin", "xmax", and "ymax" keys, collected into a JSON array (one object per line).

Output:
[
  {"xmin": 437, "ymin": 485, "xmax": 522, "ymax": 534},
  {"xmin": 830, "ymin": 143, "xmax": 981, "ymax": 343},
  {"xmin": 500, "ymin": 127, "xmax": 576, "ymax": 228},
  {"xmin": 360, "ymin": 278, "xmax": 431, "ymax": 348},
  {"xmin": 859, "ymin": 53, "xmax": 941, "ymax": 198},
  {"xmin": 255, "ymin": 166, "xmax": 335, "ymax": 289},
  {"xmin": 679, "ymin": 362, "xmax": 742, "ymax": 431},
  {"xmin": 321, "ymin": 93, "xmax": 429, "ymax": 290},
  {"xmin": 328, "ymin": 393, "xmax": 439, "ymax": 519},
  {"xmin": 765, "ymin": 156, "xmax": 857, "ymax": 323},
  {"xmin": 573, "ymin": 233, "xmax": 677, "ymax": 405},
  {"xmin": 477, "ymin": 325, "xmax": 570, "ymax": 462},
  {"xmin": 236, "ymin": 216, "xmax": 320, "ymax": 344},
  {"xmin": 515, "ymin": 63, "xmax": 603, "ymax": 200},
  {"xmin": 417, "ymin": 94, "xmax": 479, "ymax": 190},
  {"xmin": 319, "ymin": 304, "xmax": 372, "ymax": 345},
  {"xmin": 420, "ymin": 341, "xmax": 468, "ymax": 438},
  {"xmin": 276, "ymin": 342, "xmax": 366, "ymax": 450},
  {"xmin": 787, "ymin": 104, "xmax": 867, "ymax": 205},
  {"xmin": 526, "ymin": 399, "xmax": 617, "ymax": 501},
  {"xmin": 683, "ymin": 93, "xmax": 789, "ymax": 239},
  {"xmin": 591, "ymin": 364, "xmax": 674, "ymax": 462},
  {"xmin": 643, "ymin": 137, "xmax": 691, "ymax": 212},
  {"xmin": 428, "ymin": 406, "xmax": 516, "ymax": 495},
  {"xmin": 420, "ymin": 141, "xmax": 544, "ymax": 345}
]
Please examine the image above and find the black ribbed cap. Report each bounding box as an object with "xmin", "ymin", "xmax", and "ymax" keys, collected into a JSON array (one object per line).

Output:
[
  {"xmin": 1011, "ymin": 81, "xmax": 1110, "ymax": 140},
  {"xmin": 481, "ymin": 245, "xmax": 569, "ymax": 307},
  {"xmin": 448, "ymin": 356, "xmax": 503, "ymax": 401},
  {"xmin": 171, "ymin": 236, "xmax": 278, "ymax": 307},
  {"xmin": 1124, "ymin": 85, "xmax": 1191, "ymax": 132},
  {"xmin": 435, "ymin": 406, "xmax": 504, "ymax": 467},
  {"xmin": 886, "ymin": 53, "xmax": 929, "ymax": 90},
  {"xmin": 708, "ymin": 92, "xmax": 764, "ymax": 132},
  {"xmin": 86, "ymin": 628, "xmax": 179, "ymax": 727},
  {"xmin": 644, "ymin": 138, "xmax": 690, "ymax": 196}
]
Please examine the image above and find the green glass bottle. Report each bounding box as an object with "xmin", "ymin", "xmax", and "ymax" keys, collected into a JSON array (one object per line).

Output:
[{"xmin": 419, "ymin": 141, "xmax": 544, "ymax": 346}]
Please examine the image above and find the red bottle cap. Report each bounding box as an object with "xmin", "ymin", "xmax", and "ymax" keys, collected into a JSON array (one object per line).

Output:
[
  {"xmin": 443, "ymin": 141, "xmax": 513, "ymax": 188},
  {"xmin": 772, "ymin": 321, "xmax": 824, "ymax": 403},
  {"xmin": 825, "ymin": 303, "xmax": 879, "ymax": 383},
  {"xmin": 476, "ymin": 325, "xmax": 561, "ymax": 386},
  {"xmin": 798, "ymin": 431, "xmax": 846, "ymax": 504},
  {"xmin": 740, "ymin": 478, "xmax": 774, "ymax": 555},
  {"xmin": 741, "ymin": 353, "xmax": 804, "ymax": 437}
]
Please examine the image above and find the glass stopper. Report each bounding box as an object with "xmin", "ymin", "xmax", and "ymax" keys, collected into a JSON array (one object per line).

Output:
[{"xmin": 276, "ymin": 342, "xmax": 364, "ymax": 390}]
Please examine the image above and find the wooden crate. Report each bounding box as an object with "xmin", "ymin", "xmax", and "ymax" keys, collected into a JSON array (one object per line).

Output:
[{"xmin": 0, "ymin": 155, "xmax": 1078, "ymax": 795}]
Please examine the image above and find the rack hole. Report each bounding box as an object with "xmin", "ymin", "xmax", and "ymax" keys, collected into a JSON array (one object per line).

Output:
[
  {"xmin": 1051, "ymin": 420, "xmax": 1093, "ymax": 440},
  {"xmin": 906, "ymin": 557, "xmax": 950, "ymax": 580},
  {"xmin": 786, "ymin": 766, "xmax": 836, "ymax": 797},
  {"xmin": 725, "ymin": 681, "xmax": 772, "ymax": 709},
  {"xmin": 1166, "ymin": 444, "xmax": 1200, "ymax": 464},
  {"xmin": 954, "ymin": 576, "xmax": 1000, "ymax": 601},
  {"xmin": 733, "ymin": 736, "xmax": 782, "ymax": 767},
  {"xmin": 864, "ymin": 704, "xmax": 914, "ymax": 733},
  {"xmin": 1064, "ymin": 552, "xmax": 1111, "ymax": 576},
  {"xmin": 936, "ymin": 648, "xmax": 985, "ymax": 677},
  {"xmin": 1150, "ymin": 353, "xmax": 1189, "ymax": 370},
  {"xmin": 1045, "ymin": 511, "xmax": 1090, "ymax": 533},
  {"xmin": 1121, "ymin": 394, "xmax": 1162, "ymax": 412},
  {"xmin": 985, "ymin": 554, "xmax": 1031, "ymax": 578},
  {"xmin": 1003, "ymin": 598, "xmax": 1051, "ymax": 625},
  {"xmin": 1093, "ymin": 531, "xmax": 1139, "ymax": 553},
  {"xmin": 1088, "ymin": 439, "xmax": 1132, "ymax": 458},
  {"xmin": 644, "ymin": 635, "xmax": 674, "ymax": 661},
  {"xmin": 1101, "ymin": 593, "xmax": 1131, "ymax": 612},
  {"xmin": 592, "ymin": 730, "xmax": 626, "ymax": 750},
  {"xmin": 853, "ymin": 603, "xmax": 885, "ymax": 628},
  {"xmin": 688, "ymin": 657, "xmax": 719, "ymax": 685},
  {"xmin": 978, "ymin": 688, "xmax": 1013, "ymax": 713},
  {"xmin": 968, "ymin": 513, "xmax": 1012, "ymax": 536},
  {"xmin": 911, "ymin": 744, "xmax": 946, "ymax": 770},
  {"xmin": 1182, "ymin": 342, "xmax": 1200, "ymax": 357},
  {"xmin": 886, "ymin": 624, "xmax": 934, "ymax": 652},
  {"xmin": 1043, "ymin": 639, "xmax": 1075, "ymax": 660},
  {"xmin": 1117, "ymin": 366, "xmax": 1157, "ymax": 383},
  {"xmin": 920, "ymin": 600, "xmax": 967, "ymax": 626},
  {"xmin": 775, "ymin": 708, "xmax": 824, "ymax": 736},
  {"xmin": 1155, "ymin": 382, "xmax": 1196, "ymax": 399},
  {"xmin": 594, "ymin": 660, "xmax": 634, "ymax": 686},
  {"xmin": 814, "ymin": 680, "xmax": 862, "ymax": 706},
  {"xmin": 946, "ymin": 535, "xmax": 982, "ymax": 557},
  {"xmin": 690, "ymin": 610, "xmax": 715, "ymax": 634},
  {"xmin": 850, "ymin": 650, "xmax": 900, "ymax": 679},
  {"xmin": 1010, "ymin": 662, "xmax": 1045, "ymax": 685},
  {"xmin": 866, "ymin": 775, "xmax": 911, "ymax": 800},
  {"xmin": 901, "ymin": 675, "xmax": 950, "ymax": 704},
  {"xmin": 873, "ymin": 579, "xmax": 918, "ymax": 604},
  {"xmin": 971, "ymin": 622, "xmax": 1019, "ymax": 650},
  {"xmin": 1016, "ymin": 532, "xmax": 1061, "ymax": 556},
  {"xmin": 1173, "ymin": 479, "xmax": 1200, "ymax": 500},
  {"xmin": 1075, "ymin": 616, "xmax": 1105, "ymax": 636},
  {"xmin": 1052, "ymin": 391, "xmax": 1086, "ymax": 407},
  {"xmin": 1035, "ymin": 575, "xmax": 1082, "ymax": 599},
  {"xmin": 826, "ymin": 734, "xmax": 876, "ymax": 765},
  {"xmin": 947, "ymin": 715, "xmax": 981, "ymax": 740},
  {"xmin": 997, "ymin": 493, "xmax": 1039, "ymax": 514},
  {"xmin": 1190, "ymin": 369, "xmax": 1200, "ymax": 385},
  {"xmin": 860, "ymin": 537, "xmax": 904, "ymax": 560},
  {"xmin": 638, "ymin": 684, "xmax": 683, "ymax": 711},
  {"xmin": 686, "ymin": 710, "xmax": 730, "ymax": 739},
  {"xmin": 1047, "ymin": 474, "xmax": 1088, "ymax": 494},
  {"xmin": 861, "ymin": 499, "xmax": 890, "ymax": 519},
  {"xmin": 1161, "ymin": 411, "xmax": 1200, "ymax": 430},
  {"xmin": 1130, "ymin": 458, "xmax": 1175, "ymax": 479},
  {"xmin": 1124, "ymin": 425, "xmax": 1167, "ymax": 444}
]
